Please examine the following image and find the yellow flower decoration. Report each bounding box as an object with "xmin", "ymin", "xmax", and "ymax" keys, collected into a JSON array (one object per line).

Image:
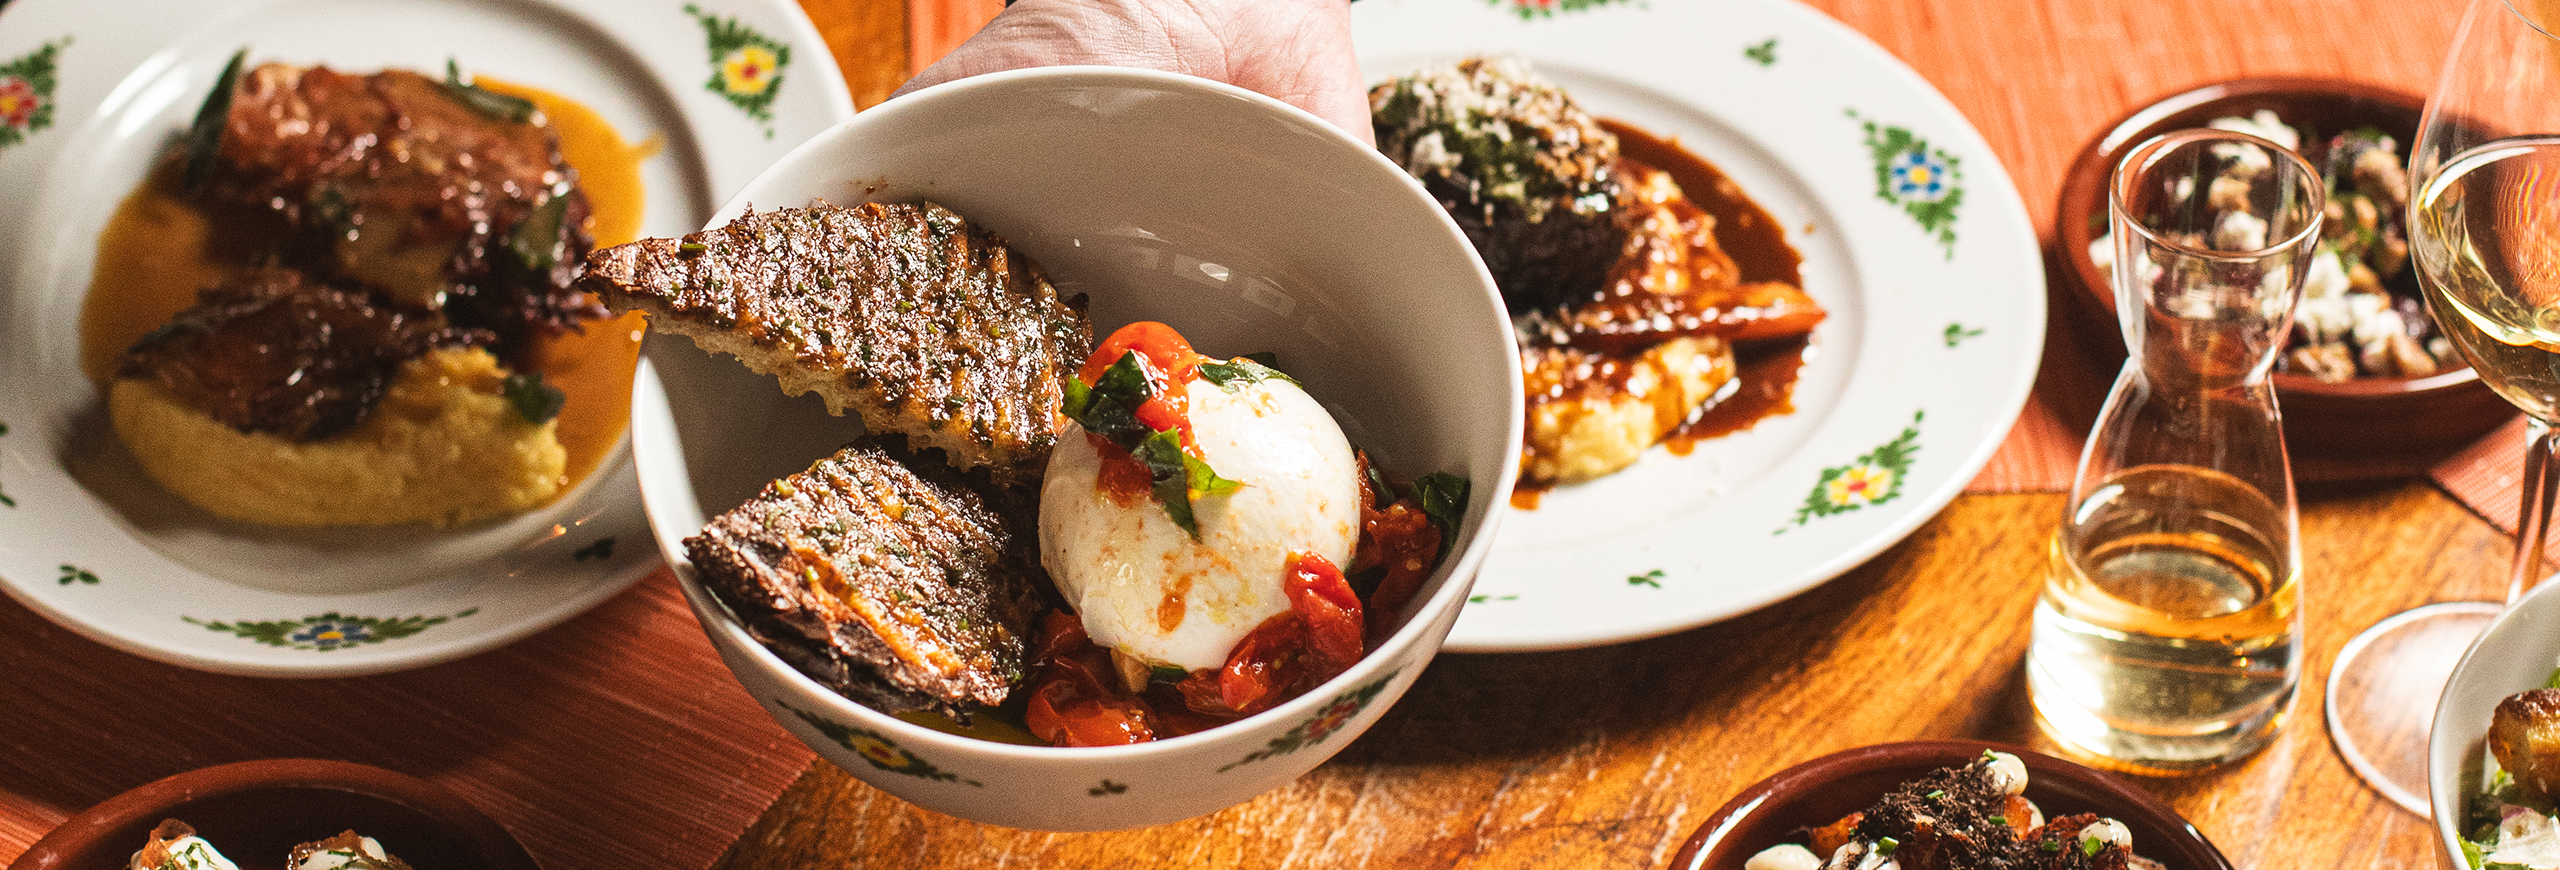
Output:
[
  {"xmin": 1824, "ymin": 464, "xmax": 1895, "ymax": 508},
  {"xmin": 719, "ymin": 46, "xmax": 780, "ymax": 98},
  {"xmin": 850, "ymin": 733, "xmax": 908, "ymax": 769}
]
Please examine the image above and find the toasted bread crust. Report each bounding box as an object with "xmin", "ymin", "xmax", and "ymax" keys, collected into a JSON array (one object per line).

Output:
[
  {"xmin": 579, "ymin": 202, "xmax": 1092, "ymax": 482},
  {"xmin": 686, "ymin": 440, "xmax": 1042, "ymax": 717}
]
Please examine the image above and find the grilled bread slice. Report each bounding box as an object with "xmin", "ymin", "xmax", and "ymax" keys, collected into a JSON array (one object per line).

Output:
[
  {"xmin": 686, "ymin": 440, "xmax": 1043, "ymax": 718},
  {"xmin": 578, "ymin": 202, "xmax": 1093, "ymax": 481}
]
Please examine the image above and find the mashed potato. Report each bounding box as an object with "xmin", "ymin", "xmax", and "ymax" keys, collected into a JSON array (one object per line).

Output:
[{"xmin": 110, "ymin": 346, "xmax": 567, "ymax": 527}]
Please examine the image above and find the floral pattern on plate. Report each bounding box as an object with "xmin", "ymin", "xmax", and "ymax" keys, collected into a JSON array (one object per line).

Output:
[
  {"xmin": 1782, "ymin": 410, "xmax": 1922, "ymax": 531},
  {"xmin": 0, "ymin": 37, "xmax": 67, "ymax": 151},
  {"xmin": 182, "ymin": 609, "xmax": 483, "ymax": 652},
  {"xmin": 1219, "ymin": 671, "xmax": 1395, "ymax": 772},
  {"xmin": 784, "ymin": 702, "xmax": 982, "ymax": 786},
  {"xmin": 1850, "ymin": 109, "xmax": 1965, "ymax": 258},
  {"xmin": 682, "ymin": 3, "xmax": 790, "ymax": 136}
]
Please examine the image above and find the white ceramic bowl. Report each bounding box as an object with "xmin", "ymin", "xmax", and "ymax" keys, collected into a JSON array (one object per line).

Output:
[
  {"xmin": 2432, "ymin": 583, "xmax": 2560, "ymax": 868},
  {"xmin": 625, "ymin": 66, "xmax": 1521, "ymax": 830}
]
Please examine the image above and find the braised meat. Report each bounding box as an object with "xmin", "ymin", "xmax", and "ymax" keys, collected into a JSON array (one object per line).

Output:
[
  {"xmin": 116, "ymin": 267, "xmax": 485, "ymax": 442},
  {"xmin": 1370, "ymin": 57, "xmax": 1628, "ymax": 314},
  {"xmin": 578, "ymin": 201, "xmax": 1094, "ymax": 481},
  {"xmin": 1545, "ymin": 163, "xmax": 1826, "ymax": 352},
  {"xmin": 685, "ymin": 440, "xmax": 1045, "ymax": 719},
  {"xmin": 193, "ymin": 60, "xmax": 599, "ymax": 367}
]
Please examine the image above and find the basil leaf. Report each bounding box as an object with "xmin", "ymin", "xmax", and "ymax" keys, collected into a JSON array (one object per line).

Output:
[
  {"xmin": 508, "ymin": 192, "xmax": 571, "ymax": 273},
  {"xmin": 183, "ymin": 49, "xmax": 248, "ymax": 190},
  {"xmin": 2544, "ymin": 665, "xmax": 2560, "ymax": 690},
  {"xmin": 1414, "ymin": 472, "xmax": 1470, "ymax": 560},
  {"xmin": 1136, "ymin": 429, "xmax": 1201, "ymax": 538},
  {"xmin": 502, "ymin": 372, "xmax": 565, "ymax": 424},
  {"xmin": 1061, "ymin": 374, "xmax": 1091, "ymax": 420},
  {"xmin": 1064, "ymin": 352, "xmax": 1151, "ymax": 447},
  {"xmin": 1198, "ymin": 356, "xmax": 1299, "ymax": 392},
  {"xmin": 442, "ymin": 59, "xmax": 538, "ymax": 123},
  {"xmin": 1148, "ymin": 665, "xmax": 1188, "ymax": 685},
  {"xmin": 1183, "ymin": 448, "xmax": 1241, "ymax": 498}
]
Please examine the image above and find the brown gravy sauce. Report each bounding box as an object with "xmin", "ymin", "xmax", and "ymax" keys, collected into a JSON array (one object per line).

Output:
[
  {"xmin": 1511, "ymin": 120, "xmax": 1813, "ymax": 512},
  {"xmin": 81, "ymin": 76, "xmax": 656, "ymax": 493}
]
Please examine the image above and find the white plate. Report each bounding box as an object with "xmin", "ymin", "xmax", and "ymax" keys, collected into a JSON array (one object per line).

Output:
[
  {"xmin": 0, "ymin": 0, "xmax": 854, "ymax": 675},
  {"xmin": 1354, "ymin": 0, "xmax": 2044, "ymax": 649}
]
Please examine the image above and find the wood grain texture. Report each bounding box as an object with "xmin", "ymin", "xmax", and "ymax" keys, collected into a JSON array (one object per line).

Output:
[{"xmin": 725, "ymin": 0, "xmax": 2499, "ymax": 867}]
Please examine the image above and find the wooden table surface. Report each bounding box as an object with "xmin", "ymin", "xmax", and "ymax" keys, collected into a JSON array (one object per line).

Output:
[{"xmin": 724, "ymin": 0, "xmax": 2490, "ymax": 867}]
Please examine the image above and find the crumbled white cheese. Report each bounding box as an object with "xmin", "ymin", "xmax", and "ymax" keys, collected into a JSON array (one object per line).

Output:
[
  {"xmin": 131, "ymin": 837, "xmax": 239, "ymax": 870},
  {"xmin": 1746, "ymin": 843, "xmax": 1822, "ymax": 870},
  {"xmin": 293, "ymin": 836, "xmax": 393, "ymax": 870},
  {"xmin": 2487, "ymin": 810, "xmax": 2560, "ymax": 869}
]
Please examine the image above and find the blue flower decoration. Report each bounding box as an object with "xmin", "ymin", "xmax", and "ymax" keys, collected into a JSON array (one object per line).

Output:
[
  {"xmin": 289, "ymin": 620, "xmax": 373, "ymax": 649},
  {"xmin": 1889, "ymin": 148, "xmax": 1950, "ymax": 202}
]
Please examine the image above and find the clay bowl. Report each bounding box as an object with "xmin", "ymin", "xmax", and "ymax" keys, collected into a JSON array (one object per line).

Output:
[
  {"xmin": 2054, "ymin": 77, "xmax": 2513, "ymax": 472},
  {"xmin": 1667, "ymin": 740, "xmax": 2230, "ymax": 870},
  {"xmin": 9, "ymin": 759, "xmax": 537, "ymax": 870}
]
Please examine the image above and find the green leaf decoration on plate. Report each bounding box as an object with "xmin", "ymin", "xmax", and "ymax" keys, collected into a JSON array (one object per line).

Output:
[
  {"xmin": 0, "ymin": 37, "xmax": 70, "ymax": 152},
  {"xmin": 1218, "ymin": 671, "xmax": 1395, "ymax": 772},
  {"xmin": 1781, "ymin": 410, "xmax": 1923, "ymax": 531},
  {"xmin": 57, "ymin": 564, "xmax": 96, "ymax": 586},
  {"xmin": 1848, "ymin": 110, "xmax": 1964, "ymax": 258},
  {"xmin": 1628, "ymin": 569, "xmax": 1665, "ymax": 588},
  {"xmin": 784, "ymin": 702, "xmax": 982, "ymax": 786},
  {"xmin": 183, "ymin": 608, "xmax": 480, "ymax": 651},
  {"xmin": 1944, "ymin": 322, "xmax": 1985, "ymax": 347},
  {"xmin": 572, "ymin": 537, "xmax": 617, "ymax": 561},
  {"xmin": 681, "ymin": 3, "xmax": 790, "ymax": 137},
  {"xmin": 1488, "ymin": 0, "xmax": 1633, "ymax": 19},
  {"xmin": 1744, "ymin": 38, "xmax": 1778, "ymax": 67},
  {"xmin": 1088, "ymin": 779, "xmax": 1129, "ymax": 796}
]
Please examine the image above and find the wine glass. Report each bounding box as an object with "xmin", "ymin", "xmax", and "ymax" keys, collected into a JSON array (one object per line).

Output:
[{"xmin": 2326, "ymin": 0, "xmax": 2560, "ymax": 816}]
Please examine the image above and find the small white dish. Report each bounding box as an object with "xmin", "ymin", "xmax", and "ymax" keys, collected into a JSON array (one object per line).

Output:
[
  {"xmin": 2432, "ymin": 583, "xmax": 2560, "ymax": 866},
  {"xmin": 632, "ymin": 66, "xmax": 1520, "ymax": 830},
  {"xmin": 1353, "ymin": 0, "xmax": 2045, "ymax": 649},
  {"xmin": 0, "ymin": 0, "xmax": 854, "ymax": 675}
]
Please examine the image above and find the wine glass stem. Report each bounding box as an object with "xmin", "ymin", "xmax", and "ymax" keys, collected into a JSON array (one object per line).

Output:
[{"xmin": 2512, "ymin": 417, "xmax": 2560, "ymax": 604}]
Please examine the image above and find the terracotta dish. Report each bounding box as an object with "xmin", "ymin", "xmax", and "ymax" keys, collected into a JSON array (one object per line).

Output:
[
  {"xmin": 9, "ymin": 758, "xmax": 537, "ymax": 870},
  {"xmin": 2053, "ymin": 77, "xmax": 2513, "ymax": 473},
  {"xmin": 1668, "ymin": 740, "xmax": 2231, "ymax": 870}
]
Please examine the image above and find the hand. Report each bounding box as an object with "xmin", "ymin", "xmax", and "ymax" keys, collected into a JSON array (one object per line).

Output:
[{"xmin": 893, "ymin": 0, "xmax": 1374, "ymax": 146}]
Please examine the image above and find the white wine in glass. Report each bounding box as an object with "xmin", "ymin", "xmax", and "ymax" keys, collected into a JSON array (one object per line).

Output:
[{"xmin": 2326, "ymin": 0, "xmax": 2560, "ymax": 817}]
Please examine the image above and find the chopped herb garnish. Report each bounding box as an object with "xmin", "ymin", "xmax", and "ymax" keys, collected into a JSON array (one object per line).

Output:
[
  {"xmin": 1876, "ymin": 837, "xmax": 1900, "ymax": 857},
  {"xmin": 507, "ymin": 193, "xmax": 572, "ymax": 273},
  {"xmin": 441, "ymin": 59, "xmax": 538, "ymax": 123},
  {"xmin": 1925, "ymin": 789, "xmax": 1945, "ymax": 799},
  {"xmin": 1060, "ymin": 349, "xmax": 1248, "ymax": 538},
  {"xmin": 183, "ymin": 49, "xmax": 248, "ymax": 190},
  {"xmin": 678, "ymin": 241, "xmax": 708, "ymax": 256},
  {"xmin": 1415, "ymin": 472, "xmax": 1470, "ymax": 559},
  {"xmin": 1198, "ymin": 355, "xmax": 1299, "ymax": 391},
  {"xmin": 2082, "ymin": 837, "xmax": 2103, "ymax": 857},
  {"xmin": 2040, "ymin": 840, "xmax": 2063, "ymax": 853},
  {"xmin": 2544, "ymin": 665, "xmax": 2560, "ymax": 690},
  {"xmin": 1149, "ymin": 665, "xmax": 1188, "ymax": 685},
  {"xmin": 501, "ymin": 372, "xmax": 565, "ymax": 424}
]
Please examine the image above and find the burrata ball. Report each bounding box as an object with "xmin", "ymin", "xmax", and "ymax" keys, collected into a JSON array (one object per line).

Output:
[{"xmin": 1039, "ymin": 374, "xmax": 1363, "ymax": 672}]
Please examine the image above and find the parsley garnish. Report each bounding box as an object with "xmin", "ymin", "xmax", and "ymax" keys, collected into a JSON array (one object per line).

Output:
[
  {"xmin": 2082, "ymin": 837, "xmax": 2103, "ymax": 857},
  {"xmin": 1876, "ymin": 837, "xmax": 1900, "ymax": 857},
  {"xmin": 502, "ymin": 372, "xmax": 565, "ymax": 424}
]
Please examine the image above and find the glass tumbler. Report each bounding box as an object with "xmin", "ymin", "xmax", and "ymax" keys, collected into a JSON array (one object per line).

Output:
[{"xmin": 2028, "ymin": 129, "xmax": 2324, "ymax": 775}]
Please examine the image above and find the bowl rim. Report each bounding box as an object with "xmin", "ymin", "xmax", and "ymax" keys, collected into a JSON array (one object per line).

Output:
[
  {"xmin": 1665, "ymin": 739, "xmax": 2233, "ymax": 870},
  {"xmin": 640, "ymin": 64, "xmax": 1521, "ymax": 760},
  {"xmin": 7, "ymin": 758, "xmax": 539, "ymax": 870},
  {"xmin": 2053, "ymin": 75, "xmax": 2474, "ymax": 399}
]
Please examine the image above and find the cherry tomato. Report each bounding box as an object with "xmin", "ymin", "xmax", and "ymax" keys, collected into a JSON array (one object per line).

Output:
[
  {"xmin": 1357, "ymin": 502, "xmax": 1441, "ymax": 642},
  {"xmin": 1080, "ymin": 321, "xmax": 1209, "ymax": 446},
  {"xmin": 1022, "ymin": 611, "xmax": 1157, "ymax": 746},
  {"xmin": 1285, "ymin": 552, "xmax": 1365, "ymax": 681}
]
